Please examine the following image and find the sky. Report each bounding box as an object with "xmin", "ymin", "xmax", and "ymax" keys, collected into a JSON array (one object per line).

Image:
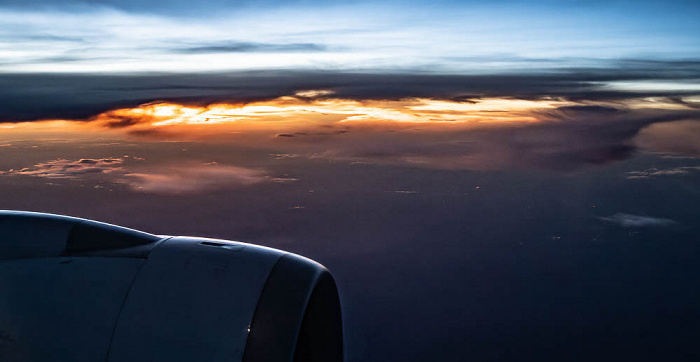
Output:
[
  {"xmin": 1, "ymin": 0, "xmax": 700, "ymax": 74},
  {"xmin": 1, "ymin": 1, "xmax": 700, "ymax": 361}
]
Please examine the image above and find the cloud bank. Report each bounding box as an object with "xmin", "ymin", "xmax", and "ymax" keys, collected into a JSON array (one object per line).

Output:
[
  {"xmin": 1, "ymin": 65, "xmax": 699, "ymax": 122},
  {"xmin": 3, "ymin": 92, "xmax": 698, "ymax": 172}
]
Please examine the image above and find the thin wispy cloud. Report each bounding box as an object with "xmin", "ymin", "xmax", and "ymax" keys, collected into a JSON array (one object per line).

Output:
[
  {"xmin": 599, "ymin": 213, "xmax": 677, "ymax": 228},
  {"xmin": 174, "ymin": 42, "xmax": 329, "ymax": 54},
  {"xmin": 0, "ymin": 158, "xmax": 124, "ymax": 178},
  {"xmin": 627, "ymin": 166, "xmax": 700, "ymax": 179},
  {"xmin": 0, "ymin": 158, "xmax": 294, "ymax": 193},
  {"xmin": 122, "ymin": 163, "xmax": 296, "ymax": 194}
]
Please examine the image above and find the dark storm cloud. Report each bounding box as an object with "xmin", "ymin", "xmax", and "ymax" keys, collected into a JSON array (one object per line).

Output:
[
  {"xmin": 174, "ymin": 42, "xmax": 328, "ymax": 54},
  {"xmin": 1, "ymin": 62, "xmax": 699, "ymax": 122}
]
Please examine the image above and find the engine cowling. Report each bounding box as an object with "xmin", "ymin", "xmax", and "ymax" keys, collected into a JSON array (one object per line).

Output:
[{"xmin": 0, "ymin": 210, "xmax": 343, "ymax": 362}]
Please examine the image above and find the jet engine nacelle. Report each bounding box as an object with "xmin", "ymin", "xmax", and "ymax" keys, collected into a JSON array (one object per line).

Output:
[{"xmin": 0, "ymin": 211, "xmax": 342, "ymax": 362}]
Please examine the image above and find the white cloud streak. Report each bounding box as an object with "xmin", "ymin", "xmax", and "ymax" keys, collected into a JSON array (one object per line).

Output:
[
  {"xmin": 627, "ymin": 166, "xmax": 700, "ymax": 179},
  {"xmin": 599, "ymin": 213, "xmax": 677, "ymax": 228}
]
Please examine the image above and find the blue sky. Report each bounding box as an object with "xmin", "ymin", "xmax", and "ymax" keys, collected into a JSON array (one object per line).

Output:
[{"xmin": 1, "ymin": 0, "xmax": 698, "ymax": 74}]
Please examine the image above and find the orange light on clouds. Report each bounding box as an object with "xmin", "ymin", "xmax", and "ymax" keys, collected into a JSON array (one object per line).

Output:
[
  {"xmin": 86, "ymin": 95, "xmax": 569, "ymax": 133},
  {"xmin": 1, "ymin": 93, "xmax": 697, "ymax": 171},
  {"xmin": 0, "ymin": 119, "xmax": 115, "ymax": 142},
  {"xmin": 0, "ymin": 95, "xmax": 582, "ymax": 147}
]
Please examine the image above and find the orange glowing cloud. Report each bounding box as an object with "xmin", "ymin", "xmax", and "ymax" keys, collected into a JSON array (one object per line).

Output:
[
  {"xmin": 85, "ymin": 96, "xmax": 568, "ymax": 134},
  {"xmin": 1, "ymin": 94, "xmax": 697, "ymax": 172}
]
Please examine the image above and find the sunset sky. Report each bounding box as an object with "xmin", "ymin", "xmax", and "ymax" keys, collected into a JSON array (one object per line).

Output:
[{"xmin": 1, "ymin": 1, "xmax": 699, "ymax": 361}]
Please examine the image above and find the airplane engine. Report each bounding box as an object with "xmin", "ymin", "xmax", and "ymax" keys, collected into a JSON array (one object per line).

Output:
[{"xmin": 0, "ymin": 211, "xmax": 343, "ymax": 362}]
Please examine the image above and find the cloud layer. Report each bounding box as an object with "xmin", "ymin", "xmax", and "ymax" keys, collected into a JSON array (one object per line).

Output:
[
  {"xmin": 1, "ymin": 65, "xmax": 699, "ymax": 122},
  {"xmin": 3, "ymin": 93, "xmax": 698, "ymax": 172}
]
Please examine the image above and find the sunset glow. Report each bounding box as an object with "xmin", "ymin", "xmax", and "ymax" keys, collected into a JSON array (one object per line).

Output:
[
  {"xmin": 1, "ymin": 1, "xmax": 699, "ymax": 360},
  {"xmin": 89, "ymin": 96, "xmax": 565, "ymax": 129},
  {"xmin": 0, "ymin": 96, "xmax": 576, "ymax": 141}
]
